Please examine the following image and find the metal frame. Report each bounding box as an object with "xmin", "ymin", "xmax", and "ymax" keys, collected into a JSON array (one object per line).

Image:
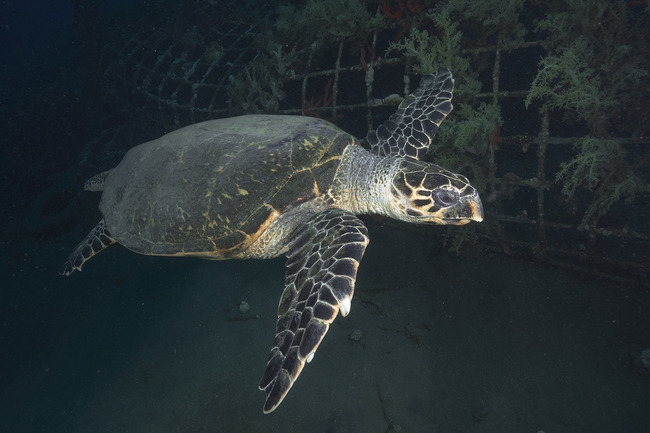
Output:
[{"xmin": 99, "ymin": 6, "xmax": 650, "ymax": 287}]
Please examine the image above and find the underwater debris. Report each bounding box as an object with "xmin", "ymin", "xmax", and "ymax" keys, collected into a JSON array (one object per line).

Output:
[
  {"xmin": 555, "ymin": 138, "xmax": 647, "ymax": 229},
  {"xmin": 388, "ymin": 9, "xmax": 470, "ymax": 79},
  {"xmin": 275, "ymin": 0, "xmax": 385, "ymax": 46}
]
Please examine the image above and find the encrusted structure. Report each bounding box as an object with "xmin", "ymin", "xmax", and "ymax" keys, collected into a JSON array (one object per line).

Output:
[{"xmin": 95, "ymin": 0, "xmax": 650, "ymax": 286}]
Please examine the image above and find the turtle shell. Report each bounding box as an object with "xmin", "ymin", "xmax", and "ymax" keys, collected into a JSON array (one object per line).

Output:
[{"xmin": 99, "ymin": 115, "xmax": 354, "ymax": 257}]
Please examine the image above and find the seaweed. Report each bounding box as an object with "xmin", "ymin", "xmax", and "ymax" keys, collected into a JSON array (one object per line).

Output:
[
  {"xmin": 226, "ymin": 36, "xmax": 299, "ymax": 114},
  {"xmin": 525, "ymin": 36, "xmax": 647, "ymax": 136},
  {"xmin": 525, "ymin": 1, "xmax": 650, "ymax": 229},
  {"xmin": 525, "ymin": 38, "xmax": 605, "ymax": 127},
  {"xmin": 388, "ymin": 8, "xmax": 477, "ymax": 95},
  {"xmin": 274, "ymin": 0, "xmax": 385, "ymax": 47},
  {"xmin": 443, "ymin": 0, "xmax": 527, "ymax": 49},
  {"xmin": 555, "ymin": 138, "xmax": 647, "ymax": 229}
]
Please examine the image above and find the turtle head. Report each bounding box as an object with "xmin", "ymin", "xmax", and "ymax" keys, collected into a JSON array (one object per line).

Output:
[{"xmin": 388, "ymin": 159, "xmax": 483, "ymax": 225}]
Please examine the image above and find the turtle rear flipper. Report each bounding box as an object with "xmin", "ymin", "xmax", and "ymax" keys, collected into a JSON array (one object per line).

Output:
[
  {"xmin": 259, "ymin": 209, "xmax": 369, "ymax": 413},
  {"xmin": 60, "ymin": 219, "xmax": 115, "ymax": 275},
  {"xmin": 366, "ymin": 67, "xmax": 454, "ymax": 160},
  {"xmin": 84, "ymin": 169, "xmax": 114, "ymax": 192}
]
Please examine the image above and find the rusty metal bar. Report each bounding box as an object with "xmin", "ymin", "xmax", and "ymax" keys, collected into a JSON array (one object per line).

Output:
[
  {"xmin": 536, "ymin": 108, "xmax": 549, "ymax": 248},
  {"xmin": 331, "ymin": 40, "xmax": 344, "ymax": 120},
  {"xmin": 98, "ymin": 11, "xmax": 648, "ymax": 286}
]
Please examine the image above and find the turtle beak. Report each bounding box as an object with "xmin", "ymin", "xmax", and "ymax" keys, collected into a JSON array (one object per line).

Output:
[
  {"xmin": 461, "ymin": 184, "xmax": 484, "ymax": 223},
  {"xmin": 468, "ymin": 195, "xmax": 484, "ymax": 222},
  {"xmin": 445, "ymin": 193, "xmax": 483, "ymax": 225}
]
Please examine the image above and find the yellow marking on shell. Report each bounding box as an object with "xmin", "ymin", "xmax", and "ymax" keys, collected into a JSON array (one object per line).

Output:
[
  {"xmin": 177, "ymin": 147, "xmax": 187, "ymax": 163},
  {"xmin": 217, "ymin": 197, "xmax": 222, "ymax": 204},
  {"xmin": 177, "ymin": 207, "xmax": 189, "ymax": 221},
  {"xmin": 238, "ymin": 188, "xmax": 249, "ymax": 196},
  {"xmin": 205, "ymin": 179, "xmax": 216, "ymax": 197},
  {"xmin": 302, "ymin": 139, "xmax": 314, "ymax": 149},
  {"xmin": 215, "ymin": 165, "xmax": 224, "ymax": 173},
  {"xmin": 222, "ymin": 193, "xmax": 232, "ymax": 199},
  {"xmin": 234, "ymin": 205, "xmax": 282, "ymax": 258}
]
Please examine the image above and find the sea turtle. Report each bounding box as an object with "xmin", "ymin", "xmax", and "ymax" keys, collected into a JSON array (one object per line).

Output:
[{"xmin": 60, "ymin": 67, "xmax": 483, "ymax": 413}]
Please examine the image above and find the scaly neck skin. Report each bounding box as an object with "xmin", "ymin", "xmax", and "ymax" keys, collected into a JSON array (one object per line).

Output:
[{"xmin": 331, "ymin": 145, "xmax": 399, "ymax": 216}]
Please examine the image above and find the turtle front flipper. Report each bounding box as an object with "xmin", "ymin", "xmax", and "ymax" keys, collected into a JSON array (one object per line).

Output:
[
  {"xmin": 366, "ymin": 66, "xmax": 454, "ymax": 160},
  {"xmin": 259, "ymin": 209, "xmax": 369, "ymax": 413},
  {"xmin": 59, "ymin": 219, "xmax": 115, "ymax": 275}
]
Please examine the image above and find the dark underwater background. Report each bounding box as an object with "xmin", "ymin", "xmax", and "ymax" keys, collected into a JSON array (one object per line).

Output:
[{"xmin": 1, "ymin": 1, "xmax": 649, "ymax": 432}]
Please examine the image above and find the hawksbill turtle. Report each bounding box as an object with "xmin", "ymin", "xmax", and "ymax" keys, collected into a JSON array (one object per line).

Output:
[{"xmin": 60, "ymin": 67, "xmax": 483, "ymax": 413}]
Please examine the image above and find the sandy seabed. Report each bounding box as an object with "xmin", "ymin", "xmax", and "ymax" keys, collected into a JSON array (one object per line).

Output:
[{"xmin": 1, "ymin": 223, "xmax": 648, "ymax": 432}]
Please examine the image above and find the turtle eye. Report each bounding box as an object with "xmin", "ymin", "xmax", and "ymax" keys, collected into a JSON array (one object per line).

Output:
[{"xmin": 433, "ymin": 189, "xmax": 459, "ymax": 207}]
